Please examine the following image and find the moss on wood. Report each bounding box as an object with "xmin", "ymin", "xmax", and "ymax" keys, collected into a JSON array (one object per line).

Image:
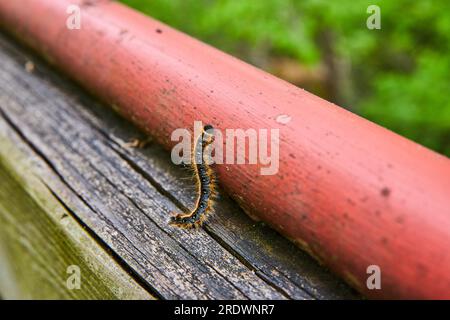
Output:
[{"xmin": 0, "ymin": 135, "xmax": 153, "ymax": 299}]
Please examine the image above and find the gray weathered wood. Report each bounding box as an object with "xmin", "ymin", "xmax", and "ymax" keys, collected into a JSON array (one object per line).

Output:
[
  {"xmin": 0, "ymin": 32, "xmax": 359, "ymax": 299},
  {"xmin": 0, "ymin": 123, "xmax": 154, "ymax": 299}
]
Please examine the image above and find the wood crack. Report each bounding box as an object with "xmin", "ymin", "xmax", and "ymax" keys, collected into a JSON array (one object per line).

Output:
[{"xmin": 0, "ymin": 32, "xmax": 359, "ymax": 299}]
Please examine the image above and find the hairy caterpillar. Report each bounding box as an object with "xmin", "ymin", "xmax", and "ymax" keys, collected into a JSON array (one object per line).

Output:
[{"xmin": 169, "ymin": 125, "xmax": 217, "ymax": 228}]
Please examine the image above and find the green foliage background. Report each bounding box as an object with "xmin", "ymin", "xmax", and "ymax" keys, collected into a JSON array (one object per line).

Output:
[{"xmin": 120, "ymin": 0, "xmax": 450, "ymax": 156}]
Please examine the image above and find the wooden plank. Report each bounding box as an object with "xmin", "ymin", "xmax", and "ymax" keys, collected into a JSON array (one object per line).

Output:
[
  {"xmin": 0, "ymin": 32, "xmax": 358, "ymax": 299},
  {"xmin": 2, "ymin": 0, "xmax": 450, "ymax": 298},
  {"xmin": 0, "ymin": 111, "xmax": 153, "ymax": 300}
]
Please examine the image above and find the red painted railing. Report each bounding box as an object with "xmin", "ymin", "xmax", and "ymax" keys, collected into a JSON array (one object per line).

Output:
[{"xmin": 1, "ymin": 0, "xmax": 449, "ymax": 299}]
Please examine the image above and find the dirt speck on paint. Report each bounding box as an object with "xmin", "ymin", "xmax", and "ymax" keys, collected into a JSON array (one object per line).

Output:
[{"xmin": 380, "ymin": 187, "xmax": 391, "ymax": 198}]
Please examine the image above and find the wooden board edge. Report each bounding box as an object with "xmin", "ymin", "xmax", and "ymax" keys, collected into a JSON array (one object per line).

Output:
[{"xmin": 0, "ymin": 117, "xmax": 155, "ymax": 300}]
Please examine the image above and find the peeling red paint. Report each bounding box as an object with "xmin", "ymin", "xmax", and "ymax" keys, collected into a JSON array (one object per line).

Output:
[{"xmin": 1, "ymin": 0, "xmax": 450, "ymax": 299}]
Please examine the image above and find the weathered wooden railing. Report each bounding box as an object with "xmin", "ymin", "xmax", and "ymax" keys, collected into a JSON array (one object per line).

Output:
[
  {"xmin": 0, "ymin": 32, "xmax": 358, "ymax": 299},
  {"xmin": 0, "ymin": 0, "xmax": 449, "ymax": 299}
]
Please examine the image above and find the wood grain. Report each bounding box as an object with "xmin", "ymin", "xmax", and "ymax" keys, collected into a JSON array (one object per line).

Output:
[
  {"xmin": 0, "ymin": 130, "xmax": 154, "ymax": 299},
  {"xmin": 0, "ymin": 33, "xmax": 357, "ymax": 299},
  {"xmin": 1, "ymin": 0, "xmax": 448, "ymax": 298}
]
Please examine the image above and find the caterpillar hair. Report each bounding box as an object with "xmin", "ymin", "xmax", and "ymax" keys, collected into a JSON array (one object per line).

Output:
[{"xmin": 169, "ymin": 124, "xmax": 217, "ymax": 228}]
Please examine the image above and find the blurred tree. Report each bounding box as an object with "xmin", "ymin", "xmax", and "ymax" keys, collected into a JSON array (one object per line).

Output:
[{"xmin": 121, "ymin": 0, "xmax": 450, "ymax": 156}]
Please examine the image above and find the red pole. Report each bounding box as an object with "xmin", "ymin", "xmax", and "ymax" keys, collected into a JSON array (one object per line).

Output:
[{"xmin": 1, "ymin": 0, "xmax": 449, "ymax": 299}]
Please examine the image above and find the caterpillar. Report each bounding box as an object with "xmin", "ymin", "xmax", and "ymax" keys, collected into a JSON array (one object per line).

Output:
[{"xmin": 169, "ymin": 124, "xmax": 217, "ymax": 228}]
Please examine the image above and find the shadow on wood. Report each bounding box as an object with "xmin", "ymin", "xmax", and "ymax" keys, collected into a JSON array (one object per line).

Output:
[{"xmin": 0, "ymin": 33, "xmax": 358, "ymax": 299}]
